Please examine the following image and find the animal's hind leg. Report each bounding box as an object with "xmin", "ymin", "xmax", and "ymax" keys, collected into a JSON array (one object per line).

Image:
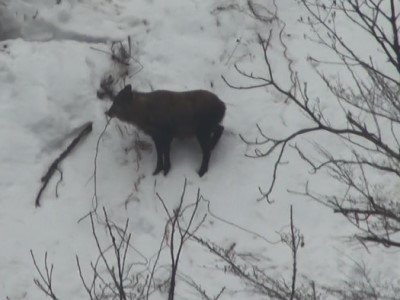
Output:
[
  {"xmin": 196, "ymin": 130, "xmax": 212, "ymax": 177},
  {"xmin": 152, "ymin": 138, "xmax": 164, "ymax": 175},
  {"xmin": 210, "ymin": 124, "xmax": 224, "ymax": 149},
  {"xmin": 162, "ymin": 136, "xmax": 172, "ymax": 175}
]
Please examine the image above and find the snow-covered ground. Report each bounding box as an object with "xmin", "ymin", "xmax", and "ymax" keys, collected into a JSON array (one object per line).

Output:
[{"xmin": 1, "ymin": 0, "xmax": 399, "ymax": 299}]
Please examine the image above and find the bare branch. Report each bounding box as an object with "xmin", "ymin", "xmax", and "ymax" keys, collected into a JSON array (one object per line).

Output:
[
  {"xmin": 35, "ymin": 122, "xmax": 92, "ymax": 207},
  {"xmin": 30, "ymin": 250, "xmax": 59, "ymax": 300},
  {"xmin": 230, "ymin": 0, "xmax": 400, "ymax": 249},
  {"xmin": 157, "ymin": 179, "xmax": 206, "ymax": 300}
]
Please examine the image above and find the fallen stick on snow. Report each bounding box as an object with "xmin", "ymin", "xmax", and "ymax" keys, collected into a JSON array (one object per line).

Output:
[{"xmin": 35, "ymin": 121, "xmax": 93, "ymax": 207}]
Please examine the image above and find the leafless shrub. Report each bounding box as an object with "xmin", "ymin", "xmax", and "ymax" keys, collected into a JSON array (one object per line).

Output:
[
  {"xmin": 76, "ymin": 208, "xmax": 149, "ymax": 300},
  {"xmin": 34, "ymin": 208, "xmax": 152, "ymax": 300},
  {"xmin": 33, "ymin": 183, "xmax": 319, "ymax": 300},
  {"xmin": 221, "ymin": 0, "xmax": 400, "ymax": 297},
  {"xmin": 324, "ymin": 260, "xmax": 400, "ymax": 300},
  {"xmin": 155, "ymin": 178, "xmax": 207, "ymax": 300},
  {"xmin": 192, "ymin": 206, "xmax": 314, "ymax": 300},
  {"xmin": 224, "ymin": 0, "xmax": 400, "ymax": 249},
  {"xmin": 96, "ymin": 36, "xmax": 143, "ymax": 101}
]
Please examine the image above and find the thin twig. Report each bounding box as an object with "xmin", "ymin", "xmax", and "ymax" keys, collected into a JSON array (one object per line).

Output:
[{"xmin": 30, "ymin": 250, "xmax": 59, "ymax": 300}]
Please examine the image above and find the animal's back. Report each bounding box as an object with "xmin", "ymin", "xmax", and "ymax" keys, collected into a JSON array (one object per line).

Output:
[{"xmin": 143, "ymin": 90, "xmax": 225, "ymax": 138}]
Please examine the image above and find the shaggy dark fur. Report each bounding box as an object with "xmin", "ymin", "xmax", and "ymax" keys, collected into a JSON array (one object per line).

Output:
[{"xmin": 106, "ymin": 84, "xmax": 226, "ymax": 176}]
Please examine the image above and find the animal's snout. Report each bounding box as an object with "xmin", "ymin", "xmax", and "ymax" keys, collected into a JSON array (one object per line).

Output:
[{"xmin": 105, "ymin": 107, "xmax": 114, "ymax": 118}]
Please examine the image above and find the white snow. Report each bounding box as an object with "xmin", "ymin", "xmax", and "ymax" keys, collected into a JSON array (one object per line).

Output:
[{"xmin": 1, "ymin": 0, "xmax": 399, "ymax": 299}]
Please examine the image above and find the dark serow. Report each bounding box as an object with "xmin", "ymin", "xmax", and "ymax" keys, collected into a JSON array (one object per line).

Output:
[{"xmin": 106, "ymin": 84, "xmax": 226, "ymax": 177}]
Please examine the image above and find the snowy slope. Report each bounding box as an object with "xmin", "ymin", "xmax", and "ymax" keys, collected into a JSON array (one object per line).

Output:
[{"xmin": 1, "ymin": 0, "xmax": 399, "ymax": 299}]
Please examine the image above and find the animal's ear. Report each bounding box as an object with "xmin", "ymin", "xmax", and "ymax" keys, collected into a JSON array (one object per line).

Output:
[
  {"xmin": 124, "ymin": 84, "xmax": 132, "ymax": 93},
  {"xmin": 116, "ymin": 84, "xmax": 132, "ymax": 101},
  {"xmin": 122, "ymin": 84, "xmax": 132, "ymax": 99}
]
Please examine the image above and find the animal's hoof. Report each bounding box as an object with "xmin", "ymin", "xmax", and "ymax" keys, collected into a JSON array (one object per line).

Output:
[
  {"xmin": 163, "ymin": 166, "xmax": 170, "ymax": 176},
  {"xmin": 153, "ymin": 166, "xmax": 163, "ymax": 175},
  {"xmin": 198, "ymin": 168, "xmax": 207, "ymax": 177}
]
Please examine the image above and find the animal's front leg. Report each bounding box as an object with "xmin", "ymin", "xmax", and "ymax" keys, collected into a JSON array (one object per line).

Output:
[
  {"xmin": 153, "ymin": 138, "xmax": 164, "ymax": 175},
  {"xmin": 162, "ymin": 136, "xmax": 172, "ymax": 175},
  {"xmin": 196, "ymin": 130, "xmax": 212, "ymax": 177}
]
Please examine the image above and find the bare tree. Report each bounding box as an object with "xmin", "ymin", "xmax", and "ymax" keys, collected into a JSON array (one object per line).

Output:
[
  {"xmin": 33, "ymin": 181, "xmax": 209, "ymax": 300},
  {"xmin": 192, "ymin": 205, "xmax": 310, "ymax": 300},
  {"xmin": 156, "ymin": 178, "xmax": 207, "ymax": 300},
  {"xmin": 323, "ymin": 259, "xmax": 400, "ymax": 299},
  {"xmin": 76, "ymin": 208, "xmax": 149, "ymax": 300},
  {"xmin": 224, "ymin": 0, "xmax": 400, "ymax": 248}
]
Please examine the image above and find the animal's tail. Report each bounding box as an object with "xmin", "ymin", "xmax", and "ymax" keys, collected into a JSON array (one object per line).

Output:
[
  {"xmin": 209, "ymin": 98, "xmax": 226, "ymax": 125},
  {"xmin": 210, "ymin": 124, "xmax": 224, "ymax": 149}
]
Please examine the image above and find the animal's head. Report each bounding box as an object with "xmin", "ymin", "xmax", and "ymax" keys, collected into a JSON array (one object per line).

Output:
[{"xmin": 106, "ymin": 84, "xmax": 133, "ymax": 120}]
